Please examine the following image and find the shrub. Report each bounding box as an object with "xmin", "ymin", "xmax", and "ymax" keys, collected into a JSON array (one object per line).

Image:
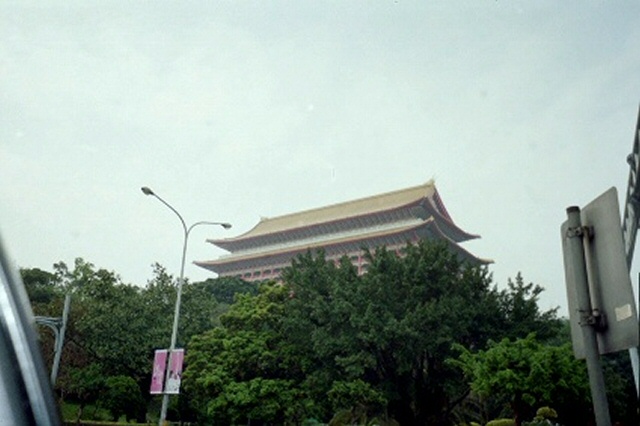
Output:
[
  {"xmin": 100, "ymin": 375, "xmax": 145, "ymax": 422},
  {"xmin": 486, "ymin": 419, "xmax": 516, "ymax": 426},
  {"xmin": 534, "ymin": 407, "xmax": 558, "ymax": 420}
]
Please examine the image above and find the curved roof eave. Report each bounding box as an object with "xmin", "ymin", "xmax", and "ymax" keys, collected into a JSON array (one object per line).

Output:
[
  {"xmin": 210, "ymin": 181, "xmax": 443, "ymax": 249},
  {"xmin": 198, "ymin": 219, "xmax": 435, "ymax": 268},
  {"xmin": 197, "ymin": 217, "xmax": 489, "ymax": 273},
  {"xmin": 428, "ymin": 220, "xmax": 492, "ymax": 265},
  {"xmin": 419, "ymin": 187, "xmax": 480, "ymax": 242}
]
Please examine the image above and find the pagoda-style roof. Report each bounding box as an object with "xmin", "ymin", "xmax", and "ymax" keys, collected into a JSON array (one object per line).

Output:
[
  {"xmin": 208, "ymin": 180, "xmax": 478, "ymax": 253},
  {"xmin": 196, "ymin": 218, "xmax": 489, "ymax": 276}
]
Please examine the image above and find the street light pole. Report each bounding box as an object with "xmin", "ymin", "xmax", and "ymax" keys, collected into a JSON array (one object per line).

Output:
[
  {"xmin": 141, "ymin": 187, "xmax": 231, "ymax": 426},
  {"xmin": 34, "ymin": 293, "xmax": 70, "ymax": 385}
]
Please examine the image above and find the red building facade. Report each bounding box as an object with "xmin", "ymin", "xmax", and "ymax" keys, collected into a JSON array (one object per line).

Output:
[{"xmin": 196, "ymin": 181, "xmax": 486, "ymax": 282}]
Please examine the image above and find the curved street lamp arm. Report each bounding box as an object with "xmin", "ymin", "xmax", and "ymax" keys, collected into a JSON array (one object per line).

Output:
[
  {"xmin": 186, "ymin": 221, "xmax": 232, "ymax": 237},
  {"xmin": 142, "ymin": 188, "xmax": 187, "ymax": 236}
]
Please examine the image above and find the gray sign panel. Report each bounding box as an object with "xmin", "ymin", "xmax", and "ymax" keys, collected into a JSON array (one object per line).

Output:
[{"xmin": 562, "ymin": 187, "xmax": 639, "ymax": 358}]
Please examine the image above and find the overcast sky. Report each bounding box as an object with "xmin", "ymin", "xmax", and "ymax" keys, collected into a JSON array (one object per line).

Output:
[{"xmin": 2, "ymin": 1, "xmax": 639, "ymax": 316}]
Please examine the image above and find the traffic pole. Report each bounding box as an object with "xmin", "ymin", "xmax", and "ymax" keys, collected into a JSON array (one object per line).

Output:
[{"xmin": 565, "ymin": 206, "xmax": 611, "ymax": 426}]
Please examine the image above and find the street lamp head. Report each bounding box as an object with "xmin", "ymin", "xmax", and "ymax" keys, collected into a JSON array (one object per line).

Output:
[
  {"xmin": 221, "ymin": 223, "xmax": 232, "ymax": 230},
  {"xmin": 141, "ymin": 186, "xmax": 155, "ymax": 196}
]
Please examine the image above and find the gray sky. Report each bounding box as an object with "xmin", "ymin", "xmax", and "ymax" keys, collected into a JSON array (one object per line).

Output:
[{"xmin": 2, "ymin": 1, "xmax": 639, "ymax": 316}]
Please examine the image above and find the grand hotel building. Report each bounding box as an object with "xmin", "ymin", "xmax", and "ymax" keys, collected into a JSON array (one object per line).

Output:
[{"xmin": 196, "ymin": 180, "xmax": 486, "ymax": 282}]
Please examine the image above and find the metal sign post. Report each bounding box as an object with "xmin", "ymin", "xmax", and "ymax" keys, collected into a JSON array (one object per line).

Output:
[
  {"xmin": 563, "ymin": 189, "xmax": 640, "ymax": 358},
  {"xmin": 562, "ymin": 187, "xmax": 640, "ymax": 425},
  {"xmin": 562, "ymin": 207, "xmax": 612, "ymax": 426}
]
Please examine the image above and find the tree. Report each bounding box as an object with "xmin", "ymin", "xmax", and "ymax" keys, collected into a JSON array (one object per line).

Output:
[
  {"xmin": 61, "ymin": 260, "xmax": 151, "ymax": 380},
  {"xmin": 600, "ymin": 351, "xmax": 640, "ymax": 425},
  {"xmin": 183, "ymin": 283, "xmax": 314, "ymax": 425},
  {"xmin": 101, "ymin": 375, "xmax": 145, "ymax": 422},
  {"xmin": 453, "ymin": 333, "xmax": 590, "ymax": 426},
  {"xmin": 45, "ymin": 259, "xmax": 173, "ymax": 413},
  {"xmin": 496, "ymin": 273, "xmax": 562, "ymax": 342},
  {"xmin": 186, "ymin": 240, "xmax": 562, "ymax": 425},
  {"xmin": 327, "ymin": 379, "xmax": 390, "ymax": 426},
  {"xmin": 198, "ymin": 276, "xmax": 258, "ymax": 305},
  {"xmin": 26, "ymin": 244, "xmax": 565, "ymax": 425},
  {"xmin": 62, "ymin": 363, "xmax": 105, "ymax": 423},
  {"xmin": 140, "ymin": 263, "xmax": 176, "ymax": 351},
  {"xmin": 20, "ymin": 267, "xmax": 62, "ymax": 310},
  {"xmin": 142, "ymin": 263, "xmax": 231, "ymax": 349},
  {"xmin": 20, "ymin": 249, "xmax": 637, "ymax": 425},
  {"xmin": 180, "ymin": 277, "xmax": 253, "ymax": 342},
  {"xmin": 282, "ymin": 242, "xmax": 509, "ymax": 424},
  {"xmin": 54, "ymin": 260, "xmax": 224, "ymax": 382},
  {"xmin": 25, "ymin": 258, "xmax": 234, "ymax": 422}
]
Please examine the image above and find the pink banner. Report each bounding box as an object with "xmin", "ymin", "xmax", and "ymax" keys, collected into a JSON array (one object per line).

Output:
[
  {"xmin": 150, "ymin": 349, "xmax": 167, "ymax": 394},
  {"xmin": 164, "ymin": 349, "xmax": 184, "ymax": 394}
]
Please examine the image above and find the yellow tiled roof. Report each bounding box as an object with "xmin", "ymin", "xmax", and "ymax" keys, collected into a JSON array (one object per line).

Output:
[
  {"xmin": 217, "ymin": 180, "xmax": 437, "ymax": 242},
  {"xmin": 197, "ymin": 217, "xmax": 491, "ymax": 273}
]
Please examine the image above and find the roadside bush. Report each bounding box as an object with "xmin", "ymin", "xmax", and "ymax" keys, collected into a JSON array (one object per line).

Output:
[
  {"xmin": 486, "ymin": 419, "xmax": 516, "ymax": 426},
  {"xmin": 100, "ymin": 375, "xmax": 145, "ymax": 422}
]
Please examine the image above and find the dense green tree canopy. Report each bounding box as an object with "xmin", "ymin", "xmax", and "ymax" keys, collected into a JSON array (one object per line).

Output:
[
  {"xmin": 183, "ymin": 241, "xmax": 565, "ymax": 425},
  {"xmin": 200, "ymin": 276, "xmax": 259, "ymax": 305},
  {"xmin": 184, "ymin": 283, "xmax": 309, "ymax": 425},
  {"xmin": 454, "ymin": 333, "xmax": 590, "ymax": 426},
  {"xmin": 22, "ymin": 248, "xmax": 636, "ymax": 425},
  {"xmin": 102, "ymin": 375, "xmax": 146, "ymax": 422},
  {"xmin": 22, "ymin": 258, "xmax": 251, "ymax": 423},
  {"xmin": 21, "ymin": 267, "xmax": 61, "ymax": 309}
]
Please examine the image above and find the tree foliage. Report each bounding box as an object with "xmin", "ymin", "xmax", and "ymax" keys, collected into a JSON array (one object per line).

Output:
[
  {"xmin": 200, "ymin": 276, "xmax": 258, "ymax": 305},
  {"xmin": 102, "ymin": 375, "xmax": 145, "ymax": 422},
  {"xmin": 21, "ymin": 267, "xmax": 61, "ymax": 309},
  {"xmin": 453, "ymin": 334, "xmax": 589, "ymax": 425},
  {"xmin": 22, "ymin": 258, "xmax": 248, "ymax": 422},
  {"xmin": 496, "ymin": 273, "xmax": 562, "ymax": 342},
  {"xmin": 62, "ymin": 363, "xmax": 105, "ymax": 423},
  {"xmin": 184, "ymin": 283, "xmax": 310, "ymax": 425},
  {"xmin": 184, "ymin": 241, "xmax": 566, "ymax": 425},
  {"xmin": 22, "ymin": 246, "xmax": 636, "ymax": 425}
]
